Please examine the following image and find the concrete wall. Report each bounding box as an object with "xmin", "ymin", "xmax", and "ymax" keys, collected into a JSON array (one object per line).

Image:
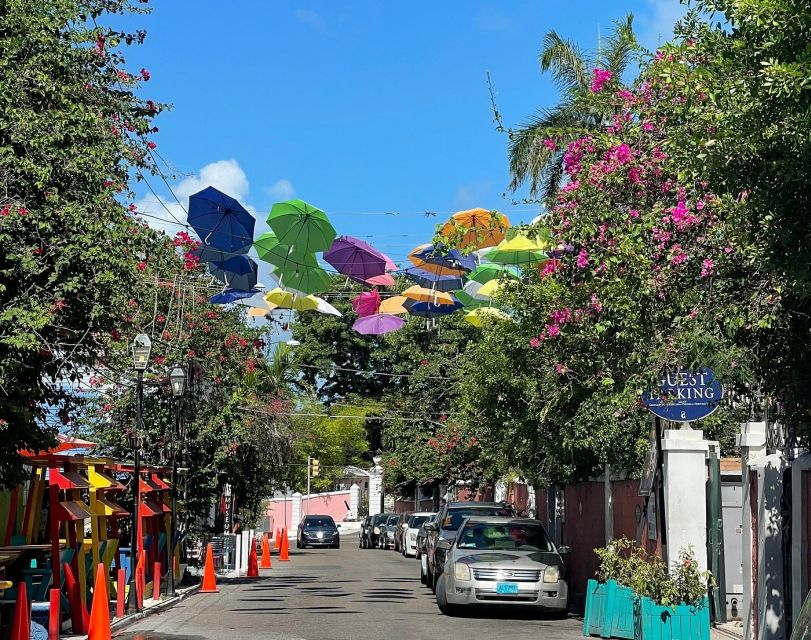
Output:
[{"xmin": 265, "ymin": 489, "xmax": 353, "ymax": 532}]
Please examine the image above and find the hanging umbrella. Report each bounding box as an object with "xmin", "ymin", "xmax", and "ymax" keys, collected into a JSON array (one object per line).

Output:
[
  {"xmin": 403, "ymin": 298, "xmax": 464, "ymax": 318},
  {"xmin": 264, "ymin": 288, "xmax": 319, "ymax": 311},
  {"xmin": 379, "ymin": 295, "xmax": 409, "ymax": 315},
  {"xmin": 440, "ymin": 208, "xmax": 511, "ymax": 250},
  {"xmin": 453, "ymin": 289, "xmax": 488, "ymax": 310},
  {"xmin": 464, "ymin": 307, "xmax": 511, "ymax": 328},
  {"xmin": 402, "ymin": 285, "xmax": 457, "ymax": 306},
  {"xmin": 467, "ymin": 263, "xmax": 521, "ymax": 285},
  {"xmin": 188, "ymin": 186, "xmax": 255, "ymax": 254},
  {"xmin": 407, "ymin": 244, "xmax": 466, "ymax": 277},
  {"xmin": 209, "ymin": 288, "xmax": 263, "ymax": 304},
  {"xmin": 209, "ymin": 255, "xmax": 258, "ymax": 291},
  {"xmin": 403, "ymin": 266, "xmax": 464, "ymax": 292},
  {"xmin": 247, "ymin": 301, "xmax": 277, "ymax": 317},
  {"xmin": 324, "ymin": 236, "xmax": 387, "ymax": 281},
  {"xmin": 191, "ymin": 245, "xmax": 232, "ymax": 263},
  {"xmin": 311, "ymin": 296, "xmax": 342, "ymax": 317},
  {"xmin": 352, "ymin": 290, "xmax": 382, "ymax": 317},
  {"xmin": 21, "ymin": 433, "xmax": 97, "ymax": 457},
  {"xmin": 353, "ymin": 313, "xmax": 406, "ymax": 336},
  {"xmin": 410, "ymin": 243, "xmax": 477, "ymax": 273},
  {"xmin": 272, "ymin": 255, "xmax": 331, "ymax": 295},
  {"xmin": 253, "ymin": 231, "xmax": 299, "ymax": 269},
  {"xmin": 461, "ymin": 280, "xmax": 490, "ymax": 302},
  {"xmin": 363, "ymin": 273, "xmax": 396, "ymax": 287},
  {"xmin": 485, "ymin": 236, "xmax": 548, "ymax": 265},
  {"xmin": 267, "ymin": 199, "xmax": 336, "ymax": 254},
  {"xmin": 477, "ymin": 279, "xmax": 508, "ymax": 298}
]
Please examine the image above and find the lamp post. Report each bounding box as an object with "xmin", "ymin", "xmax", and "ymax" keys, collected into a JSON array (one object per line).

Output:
[
  {"xmin": 127, "ymin": 334, "xmax": 151, "ymax": 613},
  {"xmin": 167, "ymin": 365, "xmax": 186, "ymax": 597}
]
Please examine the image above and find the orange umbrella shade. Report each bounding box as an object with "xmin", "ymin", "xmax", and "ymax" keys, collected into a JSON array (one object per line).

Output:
[
  {"xmin": 441, "ymin": 208, "xmax": 510, "ymax": 250},
  {"xmin": 379, "ymin": 295, "xmax": 409, "ymax": 315},
  {"xmin": 21, "ymin": 433, "xmax": 97, "ymax": 457},
  {"xmin": 406, "ymin": 245, "xmax": 466, "ymax": 277},
  {"xmin": 402, "ymin": 285, "xmax": 457, "ymax": 306}
]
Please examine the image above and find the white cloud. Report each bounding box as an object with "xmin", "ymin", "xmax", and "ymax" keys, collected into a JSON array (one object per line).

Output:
[
  {"xmin": 265, "ymin": 178, "xmax": 295, "ymax": 201},
  {"xmin": 639, "ymin": 0, "xmax": 687, "ymax": 50},
  {"xmin": 475, "ymin": 6, "xmax": 511, "ymax": 32},
  {"xmin": 295, "ymin": 9, "xmax": 328, "ymax": 33}
]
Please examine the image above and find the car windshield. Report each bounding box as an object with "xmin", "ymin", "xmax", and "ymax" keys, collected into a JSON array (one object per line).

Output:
[
  {"xmin": 410, "ymin": 515, "xmax": 430, "ymax": 528},
  {"xmin": 304, "ymin": 517, "xmax": 335, "ymax": 528},
  {"xmin": 373, "ymin": 514, "xmax": 388, "ymax": 524},
  {"xmin": 443, "ymin": 507, "xmax": 514, "ymax": 531},
  {"xmin": 387, "ymin": 515, "xmax": 399, "ymax": 525},
  {"xmin": 456, "ymin": 522, "xmax": 553, "ymax": 551}
]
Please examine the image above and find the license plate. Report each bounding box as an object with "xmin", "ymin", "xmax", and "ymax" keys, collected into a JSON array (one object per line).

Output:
[{"xmin": 496, "ymin": 582, "xmax": 519, "ymax": 595}]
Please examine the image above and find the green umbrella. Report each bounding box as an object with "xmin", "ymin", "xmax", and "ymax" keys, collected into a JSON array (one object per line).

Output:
[
  {"xmin": 273, "ymin": 254, "xmax": 331, "ymax": 295},
  {"xmin": 453, "ymin": 289, "xmax": 488, "ymax": 309},
  {"xmin": 253, "ymin": 231, "xmax": 302, "ymax": 268},
  {"xmin": 467, "ymin": 263, "xmax": 521, "ymax": 285},
  {"xmin": 267, "ymin": 199, "xmax": 336, "ymax": 254}
]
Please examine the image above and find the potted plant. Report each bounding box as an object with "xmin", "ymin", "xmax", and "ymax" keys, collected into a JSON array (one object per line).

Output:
[{"xmin": 583, "ymin": 538, "xmax": 637, "ymax": 639}]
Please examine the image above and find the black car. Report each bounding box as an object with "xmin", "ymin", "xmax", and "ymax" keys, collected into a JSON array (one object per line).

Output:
[
  {"xmin": 296, "ymin": 514, "xmax": 340, "ymax": 549},
  {"xmin": 365, "ymin": 512, "xmax": 393, "ymax": 550},
  {"xmin": 380, "ymin": 514, "xmax": 399, "ymax": 549},
  {"xmin": 422, "ymin": 501, "xmax": 516, "ymax": 592},
  {"xmin": 358, "ymin": 515, "xmax": 374, "ymax": 548},
  {"xmin": 415, "ymin": 514, "xmax": 436, "ymax": 559}
]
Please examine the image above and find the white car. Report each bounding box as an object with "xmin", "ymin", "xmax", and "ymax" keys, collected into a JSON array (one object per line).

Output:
[{"xmin": 401, "ymin": 512, "xmax": 435, "ymax": 557}]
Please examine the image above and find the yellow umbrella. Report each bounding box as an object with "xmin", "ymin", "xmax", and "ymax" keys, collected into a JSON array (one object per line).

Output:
[
  {"xmin": 263, "ymin": 288, "xmax": 319, "ymax": 311},
  {"xmin": 379, "ymin": 295, "xmax": 409, "ymax": 315},
  {"xmin": 247, "ymin": 303, "xmax": 276, "ymax": 317},
  {"xmin": 402, "ymin": 285, "xmax": 457, "ymax": 306},
  {"xmin": 485, "ymin": 236, "xmax": 548, "ymax": 265},
  {"xmin": 464, "ymin": 307, "xmax": 511, "ymax": 328},
  {"xmin": 477, "ymin": 279, "xmax": 509, "ymax": 298},
  {"xmin": 441, "ymin": 208, "xmax": 511, "ymax": 250}
]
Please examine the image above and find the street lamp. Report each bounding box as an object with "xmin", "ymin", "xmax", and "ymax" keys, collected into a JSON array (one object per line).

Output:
[
  {"xmin": 127, "ymin": 334, "xmax": 151, "ymax": 613},
  {"xmin": 167, "ymin": 366, "xmax": 186, "ymax": 597}
]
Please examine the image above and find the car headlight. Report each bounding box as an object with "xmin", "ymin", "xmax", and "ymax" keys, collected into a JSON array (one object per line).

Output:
[
  {"xmin": 543, "ymin": 565, "xmax": 560, "ymax": 583},
  {"xmin": 454, "ymin": 563, "xmax": 471, "ymax": 581},
  {"xmin": 373, "ymin": 527, "xmax": 380, "ymax": 534}
]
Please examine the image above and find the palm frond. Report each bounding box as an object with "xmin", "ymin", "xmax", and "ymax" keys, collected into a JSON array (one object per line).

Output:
[
  {"xmin": 539, "ymin": 31, "xmax": 591, "ymax": 94},
  {"xmin": 601, "ymin": 14, "xmax": 639, "ymax": 77}
]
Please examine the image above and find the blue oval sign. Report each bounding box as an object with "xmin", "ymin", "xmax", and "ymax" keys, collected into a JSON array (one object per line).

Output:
[{"xmin": 641, "ymin": 367, "xmax": 723, "ymax": 422}]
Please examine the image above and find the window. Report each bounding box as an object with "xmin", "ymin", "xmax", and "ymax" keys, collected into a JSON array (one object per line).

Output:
[
  {"xmin": 304, "ymin": 517, "xmax": 335, "ymax": 528},
  {"xmin": 456, "ymin": 522, "xmax": 553, "ymax": 552},
  {"xmin": 443, "ymin": 507, "xmax": 514, "ymax": 531}
]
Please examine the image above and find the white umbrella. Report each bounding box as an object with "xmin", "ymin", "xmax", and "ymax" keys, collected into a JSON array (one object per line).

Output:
[
  {"xmin": 312, "ymin": 296, "xmax": 343, "ymax": 317},
  {"xmin": 462, "ymin": 280, "xmax": 489, "ymax": 302}
]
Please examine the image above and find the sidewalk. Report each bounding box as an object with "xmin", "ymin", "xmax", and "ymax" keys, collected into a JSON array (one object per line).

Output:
[{"xmin": 711, "ymin": 621, "xmax": 744, "ymax": 640}]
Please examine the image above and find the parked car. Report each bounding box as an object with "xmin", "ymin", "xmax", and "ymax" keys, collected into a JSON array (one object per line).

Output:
[
  {"xmin": 368, "ymin": 512, "xmax": 392, "ymax": 550},
  {"xmin": 402, "ymin": 512, "xmax": 434, "ymax": 557},
  {"xmin": 296, "ymin": 514, "xmax": 340, "ymax": 549},
  {"xmin": 415, "ymin": 513, "xmax": 437, "ymax": 559},
  {"xmin": 380, "ymin": 513, "xmax": 399, "ymax": 549},
  {"xmin": 433, "ymin": 516, "xmax": 569, "ymax": 616},
  {"xmin": 358, "ymin": 515, "xmax": 373, "ymax": 549},
  {"xmin": 422, "ymin": 501, "xmax": 515, "ymax": 592},
  {"xmin": 394, "ymin": 512, "xmax": 411, "ymax": 552}
]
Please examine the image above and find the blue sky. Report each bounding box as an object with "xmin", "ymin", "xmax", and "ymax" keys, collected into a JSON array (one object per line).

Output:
[{"xmin": 129, "ymin": 0, "xmax": 684, "ymax": 268}]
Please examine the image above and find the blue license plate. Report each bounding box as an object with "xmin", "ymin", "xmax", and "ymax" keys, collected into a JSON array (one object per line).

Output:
[{"xmin": 496, "ymin": 582, "xmax": 519, "ymax": 595}]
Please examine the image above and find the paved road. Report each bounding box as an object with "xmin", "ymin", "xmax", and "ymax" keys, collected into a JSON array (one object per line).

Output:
[{"xmin": 117, "ymin": 534, "xmax": 585, "ymax": 640}]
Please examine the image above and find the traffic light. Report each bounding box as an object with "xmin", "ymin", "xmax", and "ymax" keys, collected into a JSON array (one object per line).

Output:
[{"xmin": 311, "ymin": 458, "xmax": 320, "ymax": 477}]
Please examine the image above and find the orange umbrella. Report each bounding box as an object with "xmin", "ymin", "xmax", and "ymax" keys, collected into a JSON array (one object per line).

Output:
[
  {"xmin": 407, "ymin": 244, "xmax": 466, "ymax": 277},
  {"xmin": 21, "ymin": 433, "xmax": 97, "ymax": 457},
  {"xmin": 402, "ymin": 285, "xmax": 457, "ymax": 306},
  {"xmin": 379, "ymin": 295, "xmax": 409, "ymax": 315},
  {"xmin": 440, "ymin": 208, "xmax": 510, "ymax": 250}
]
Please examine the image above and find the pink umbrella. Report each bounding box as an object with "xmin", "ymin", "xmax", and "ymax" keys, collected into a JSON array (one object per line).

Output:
[
  {"xmin": 353, "ymin": 313, "xmax": 406, "ymax": 335},
  {"xmin": 352, "ymin": 290, "xmax": 381, "ymax": 317},
  {"xmin": 365, "ymin": 273, "xmax": 396, "ymax": 287}
]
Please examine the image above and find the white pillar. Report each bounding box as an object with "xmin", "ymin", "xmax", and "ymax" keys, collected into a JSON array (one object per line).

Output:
[
  {"xmin": 234, "ymin": 533, "xmax": 242, "ymax": 575},
  {"xmin": 792, "ymin": 452, "xmax": 811, "ymax": 626},
  {"xmin": 349, "ymin": 483, "xmax": 360, "ymax": 520},
  {"xmin": 368, "ymin": 457, "xmax": 383, "ymax": 516},
  {"xmin": 604, "ymin": 464, "xmax": 614, "ymax": 544},
  {"xmin": 240, "ymin": 529, "xmax": 250, "ymax": 573},
  {"xmin": 661, "ymin": 427, "xmax": 709, "ymax": 574},
  {"xmin": 494, "ymin": 480, "xmax": 507, "ymax": 503},
  {"xmin": 291, "ymin": 492, "xmax": 302, "ymax": 530}
]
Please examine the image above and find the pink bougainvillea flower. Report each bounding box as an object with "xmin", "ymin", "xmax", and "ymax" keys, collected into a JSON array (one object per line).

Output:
[
  {"xmin": 701, "ymin": 258, "xmax": 715, "ymax": 278},
  {"xmin": 576, "ymin": 248, "xmax": 589, "ymax": 269},
  {"xmin": 128, "ymin": 203, "xmax": 137, "ymax": 212},
  {"xmin": 590, "ymin": 68, "xmax": 613, "ymax": 93},
  {"xmin": 529, "ymin": 337, "xmax": 541, "ymax": 348},
  {"xmin": 554, "ymin": 363, "xmax": 567, "ymax": 375},
  {"xmin": 140, "ymin": 68, "xmax": 151, "ymax": 81},
  {"xmin": 18, "ymin": 207, "xmax": 28, "ymax": 216},
  {"xmin": 543, "ymin": 138, "xmax": 557, "ymax": 150},
  {"xmin": 137, "ymin": 261, "xmax": 147, "ymax": 271},
  {"xmin": 147, "ymin": 141, "xmax": 157, "ymax": 150}
]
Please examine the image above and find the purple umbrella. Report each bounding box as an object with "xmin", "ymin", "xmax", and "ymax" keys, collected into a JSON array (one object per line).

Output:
[
  {"xmin": 351, "ymin": 290, "xmax": 381, "ymax": 317},
  {"xmin": 324, "ymin": 236, "xmax": 387, "ymax": 281},
  {"xmin": 353, "ymin": 313, "xmax": 406, "ymax": 335}
]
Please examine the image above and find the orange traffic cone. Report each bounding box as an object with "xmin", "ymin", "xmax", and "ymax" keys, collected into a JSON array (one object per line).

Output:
[
  {"xmin": 274, "ymin": 529, "xmax": 281, "ymax": 551},
  {"xmin": 279, "ymin": 528, "xmax": 290, "ymax": 561},
  {"xmin": 246, "ymin": 538, "xmax": 259, "ymax": 577},
  {"xmin": 200, "ymin": 542, "xmax": 219, "ymax": 593},
  {"xmin": 88, "ymin": 563, "xmax": 111, "ymax": 640},
  {"xmin": 10, "ymin": 582, "xmax": 29, "ymax": 640},
  {"xmin": 261, "ymin": 533, "xmax": 272, "ymax": 568}
]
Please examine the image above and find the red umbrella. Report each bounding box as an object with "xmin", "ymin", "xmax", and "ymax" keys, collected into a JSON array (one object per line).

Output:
[
  {"xmin": 21, "ymin": 433, "xmax": 97, "ymax": 457},
  {"xmin": 351, "ymin": 290, "xmax": 381, "ymax": 317}
]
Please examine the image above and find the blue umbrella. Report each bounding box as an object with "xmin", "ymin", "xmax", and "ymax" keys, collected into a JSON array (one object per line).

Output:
[
  {"xmin": 403, "ymin": 297, "xmax": 464, "ymax": 318},
  {"xmin": 188, "ymin": 186, "xmax": 255, "ymax": 255},
  {"xmin": 403, "ymin": 266, "xmax": 464, "ymax": 292},
  {"xmin": 412, "ymin": 244, "xmax": 477, "ymax": 273},
  {"xmin": 209, "ymin": 255, "xmax": 258, "ymax": 292},
  {"xmin": 209, "ymin": 288, "xmax": 263, "ymax": 304}
]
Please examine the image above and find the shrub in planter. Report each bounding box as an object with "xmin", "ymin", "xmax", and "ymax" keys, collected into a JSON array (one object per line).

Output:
[{"xmin": 584, "ymin": 538, "xmax": 638, "ymax": 639}]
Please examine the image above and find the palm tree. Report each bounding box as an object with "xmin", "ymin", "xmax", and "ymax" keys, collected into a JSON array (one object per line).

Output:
[
  {"xmin": 508, "ymin": 15, "xmax": 639, "ymax": 200},
  {"xmin": 249, "ymin": 342, "xmax": 309, "ymax": 398}
]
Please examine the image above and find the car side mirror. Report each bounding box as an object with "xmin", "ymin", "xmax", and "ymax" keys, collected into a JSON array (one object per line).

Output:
[
  {"xmin": 424, "ymin": 523, "xmax": 437, "ymax": 531},
  {"xmin": 337, "ymin": 524, "xmax": 341, "ymax": 528},
  {"xmin": 558, "ymin": 545, "xmax": 571, "ymax": 555},
  {"xmin": 437, "ymin": 538, "xmax": 451, "ymax": 550}
]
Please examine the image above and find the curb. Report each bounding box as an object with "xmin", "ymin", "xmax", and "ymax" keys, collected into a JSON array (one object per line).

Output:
[{"xmin": 711, "ymin": 624, "xmax": 744, "ymax": 640}]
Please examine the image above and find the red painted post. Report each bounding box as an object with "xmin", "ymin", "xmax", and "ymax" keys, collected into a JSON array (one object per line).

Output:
[
  {"xmin": 116, "ymin": 569, "xmax": 125, "ymax": 618},
  {"xmin": 153, "ymin": 562, "xmax": 161, "ymax": 601},
  {"xmin": 48, "ymin": 587, "xmax": 60, "ymax": 640}
]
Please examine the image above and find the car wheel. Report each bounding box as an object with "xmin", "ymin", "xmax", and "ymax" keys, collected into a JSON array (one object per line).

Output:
[
  {"xmin": 296, "ymin": 539, "xmax": 301, "ymax": 549},
  {"xmin": 420, "ymin": 558, "xmax": 427, "ymax": 585},
  {"xmin": 435, "ymin": 576, "xmax": 459, "ymax": 615},
  {"xmin": 430, "ymin": 568, "xmax": 438, "ymax": 594}
]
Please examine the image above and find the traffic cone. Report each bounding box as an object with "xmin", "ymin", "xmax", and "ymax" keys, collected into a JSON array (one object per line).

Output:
[
  {"xmin": 274, "ymin": 529, "xmax": 281, "ymax": 551},
  {"xmin": 279, "ymin": 528, "xmax": 290, "ymax": 561},
  {"xmin": 261, "ymin": 533, "xmax": 272, "ymax": 568},
  {"xmin": 88, "ymin": 563, "xmax": 111, "ymax": 640},
  {"xmin": 116, "ymin": 569, "xmax": 125, "ymax": 619},
  {"xmin": 10, "ymin": 582, "xmax": 29, "ymax": 640},
  {"xmin": 246, "ymin": 539, "xmax": 259, "ymax": 577},
  {"xmin": 200, "ymin": 543, "xmax": 219, "ymax": 593}
]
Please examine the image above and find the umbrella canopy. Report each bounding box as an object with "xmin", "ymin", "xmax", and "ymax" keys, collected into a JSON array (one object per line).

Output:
[
  {"xmin": 379, "ymin": 295, "xmax": 409, "ymax": 315},
  {"xmin": 410, "ymin": 243, "xmax": 477, "ymax": 273},
  {"xmin": 188, "ymin": 186, "xmax": 255, "ymax": 254},
  {"xmin": 324, "ymin": 236, "xmax": 387, "ymax": 281},
  {"xmin": 353, "ymin": 313, "xmax": 406, "ymax": 336},
  {"xmin": 272, "ymin": 255, "xmax": 331, "ymax": 294},
  {"xmin": 467, "ymin": 263, "xmax": 521, "ymax": 285},
  {"xmin": 363, "ymin": 273, "xmax": 396, "ymax": 287},
  {"xmin": 264, "ymin": 288, "xmax": 319, "ymax": 311},
  {"xmin": 403, "ymin": 266, "xmax": 464, "ymax": 292},
  {"xmin": 253, "ymin": 231, "xmax": 299, "ymax": 269},
  {"xmin": 209, "ymin": 288, "xmax": 263, "ymax": 304},
  {"xmin": 21, "ymin": 433, "xmax": 97, "ymax": 457},
  {"xmin": 402, "ymin": 285, "xmax": 457, "ymax": 306},
  {"xmin": 407, "ymin": 244, "xmax": 466, "ymax": 277},
  {"xmin": 311, "ymin": 296, "xmax": 342, "ymax": 317},
  {"xmin": 453, "ymin": 289, "xmax": 488, "ymax": 309},
  {"xmin": 267, "ymin": 199, "xmax": 336, "ymax": 254},
  {"xmin": 461, "ymin": 280, "xmax": 490, "ymax": 302},
  {"xmin": 352, "ymin": 290, "xmax": 382, "ymax": 317},
  {"xmin": 440, "ymin": 208, "xmax": 511, "ymax": 250},
  {"xmin": 485, "ymin": 236, "xmax": 548, "ymax": 265},
  {"xmin": 209, "ymin": 255, "xmax": 258, "ymax": 291},
  {"xmin": 477, "ymin": 279, "xmax": 508, "ymax": 298},
  {"xmin": 403, "ymin": 298, "xmax": 464, "ymax": 318},
  {"xmin": 247, "ymin": 302, "xmax": 277, "ymax": 317},
  {"xmin": 464, "ymin": 307, "xmax": 511, "ymax": 328}
]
